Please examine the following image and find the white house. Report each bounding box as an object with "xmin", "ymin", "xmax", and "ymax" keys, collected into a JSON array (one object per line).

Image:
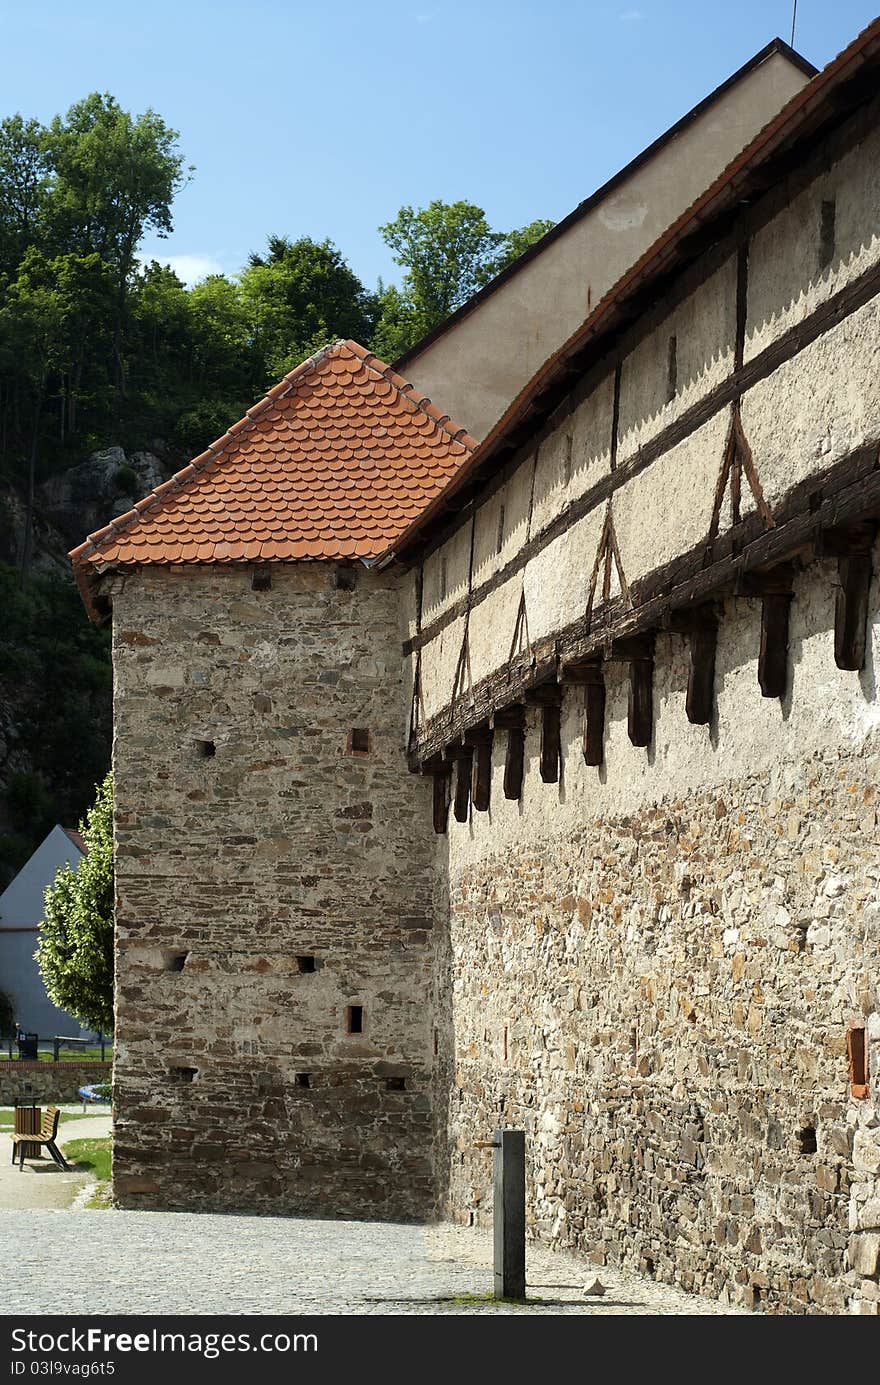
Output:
[{"xmin": 0, "ymin": 825, "xmax": 88, "ymax": 1039}]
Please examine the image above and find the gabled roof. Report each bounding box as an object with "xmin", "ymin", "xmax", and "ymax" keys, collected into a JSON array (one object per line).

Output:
[
  {"xmin": 71, "ymin": 340, "xmax": 476, "ymax": 618},
  {"xmin": 393, "ymin": 38, "xmax": 817, "ymax": 375},
  {"xmin": 382, "ymin": 16, "xmax": 880, "ymax": 563}
]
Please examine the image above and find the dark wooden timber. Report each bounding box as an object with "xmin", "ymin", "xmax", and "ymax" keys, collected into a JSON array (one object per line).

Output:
[
  {"xmin": 470, "ymin": 730, "xmax": 494, "ymax": 811},
  {"xmin": 526, "ymin": 685, "xmax": 562, "ymax": 783},
  {"xmin": 613, "ymin": 637, "xmax": 654, "ymax": 747},
  {"xmin": 758, "ymin": 593, "xmax": 792, "ymax": 698},
  {"xmin": 561, "ymin": 658, "xmax": 606, "ymax": 766},
  {"xmin": 431, "ymin": 768, "xmax": 451, "ymax": 834},
  {"xmin": 403, "ymin": 254, "xmax": 880, "ymax": 659},
  {"xmin": 671, "ymin": 606, "xmax": 718, "ymax": 725},
  {"xmin": 453, "ymin": 748, "xmax": 473, "ymax": 823},
  {"xmin": 824, "ymin": 521, "xmax": 876, "ymax": 670},
  {"xmin": 408, "ymin": 441, "xmax": 880, "ymax": 766},
  {"xmin": 495, "ymin": 705, "xmax": 526, "ymax": 801}
]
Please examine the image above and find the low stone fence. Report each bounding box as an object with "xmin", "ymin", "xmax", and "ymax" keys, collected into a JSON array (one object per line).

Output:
[{"xmin": 0, "ymin": 1061, "xmax": 111, "ymax": 1104}]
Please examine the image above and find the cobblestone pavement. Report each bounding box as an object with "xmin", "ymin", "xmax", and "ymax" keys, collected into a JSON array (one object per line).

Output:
[{"xmin": 0, "ymin": 1208, "xmax": 743, "ymax": 1315}]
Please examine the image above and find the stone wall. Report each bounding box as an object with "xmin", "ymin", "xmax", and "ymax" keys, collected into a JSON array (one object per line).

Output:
[
  {"xmin": 109, "ymin": 563, "xmax": 437, "ymax": 1218},
  {"xmin": 0, "ymin": 1061, "xmax": 111, "ymax": 1104},
  {"xmin": 436, "ymin": 563, "xmax": 880, "ymax": 1313}
]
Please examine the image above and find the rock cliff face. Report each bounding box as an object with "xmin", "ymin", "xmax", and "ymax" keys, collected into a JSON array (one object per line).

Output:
[
  {"xmin": 0, "ymin": 443, "xmax": 174, "ymax": 887},
  {"xmin": 38, "ymin": 446, "xmax": 167, "ymax": 553}
]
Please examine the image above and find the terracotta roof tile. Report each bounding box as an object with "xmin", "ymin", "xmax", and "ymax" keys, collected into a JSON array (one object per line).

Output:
[{"xmin": 71, "ymin": 340, "xmax": 476, "ymax": 614}]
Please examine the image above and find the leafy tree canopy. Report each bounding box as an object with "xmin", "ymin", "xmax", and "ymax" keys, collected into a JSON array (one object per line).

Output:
[
  {"xmin": 36, "ymin": 771, "xmax": 114, "ymax": 1034},
  {"xmin": 375, "ymin": 201, "xmax": 554, "ymax": 357}
]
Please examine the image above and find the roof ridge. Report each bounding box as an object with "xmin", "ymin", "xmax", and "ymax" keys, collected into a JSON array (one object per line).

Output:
[
  {"xmin": 392, "ymin": 36, "xmax": 819, "ymax": 372},
  {"xmin": 69, "ymin": 341, "xmax": 363, "ymax": 564}
]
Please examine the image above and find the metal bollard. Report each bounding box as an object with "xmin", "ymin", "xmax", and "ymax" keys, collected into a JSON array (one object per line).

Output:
[{"xmin": 476, "ymin": 1128, "xmax": 526, "ymax": 1300}]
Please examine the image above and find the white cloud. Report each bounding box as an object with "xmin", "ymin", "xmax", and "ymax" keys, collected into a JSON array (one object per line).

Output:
[{"xmin": 146, "ymin": 253, "xmax": 226, "ymax": 286}]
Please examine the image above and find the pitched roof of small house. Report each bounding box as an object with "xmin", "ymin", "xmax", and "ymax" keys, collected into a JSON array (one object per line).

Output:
[
  {"xmin": 380, "ymin": 14, "xmax": 880, "ymax": 562},
  {"xmin": 70, "ymin": 340, "xmax": 476, "ymax": 617}
]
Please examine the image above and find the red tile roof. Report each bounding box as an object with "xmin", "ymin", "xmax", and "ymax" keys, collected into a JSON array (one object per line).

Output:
[
  {"xmin": 71, "ymin": 340, "xmax": 475, "ymax": 615},
  {"xmin": 63, "ymin": 829, "xmax": 87, "ymax": 857}
]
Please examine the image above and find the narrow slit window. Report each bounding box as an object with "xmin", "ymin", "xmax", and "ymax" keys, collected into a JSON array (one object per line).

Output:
[
  {"xmin": 197, "ymin": 739, "xmax": 215, "ymax": 759},
  {"xmin": 819, "ymin": 198, "xmax": 836, "ymax": 269},
  {"xmin": 666, "ymin": 334, "xmax": 678, "ymax": 402},
  {"xmin": 798, "ymin": 1125, "xmax": 817, "ymax": 1156},
  {"xmin": 496, "ymin": 504, "xmax": 505, "ymax": 555},
  {"xmin": 334, "ymin": 565, "xmax": 357, "ymax": 591},
  {"xmin": 295, "ymin": 1073, "xmax": 312, "ymax": 1088},
  {"xmin": 562, "ymin": 435, "xmax": 573, "ymax": 486},
  {"xmin": 848, "ymin": 1026, "xmax": 869, "ymax": 1098},
  {"xmin": 346, "ymin": 1005, "xmax": 364, "ymax": 1035},
  {"xmin": 171, "ymin": 1066, "xmax": 197, "ymax": 1083},
  {"xmin": 296, "ymin": 955, "xmax": 316, "ymax": 974},
  {"xmin": 349, "ymin": 728, "xmax": 371, "ymax": 755},
  {"xmin": 439, "ymin": 551, "xmax": 448, "ymax": 602},
  {"xmin": 251, "ymin": 567, "xmax": 272, "ymax": 592}
]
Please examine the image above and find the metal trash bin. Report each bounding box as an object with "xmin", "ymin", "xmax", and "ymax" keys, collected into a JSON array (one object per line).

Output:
[{"xmin": 16, "ymin": 1032, "xmax": 38, "ymax": 1061}]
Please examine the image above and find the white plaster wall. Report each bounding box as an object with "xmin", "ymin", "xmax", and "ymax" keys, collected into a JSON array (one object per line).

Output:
[
  {"xmin": 404, "ymin": 52, "xmax": 809, "ymax": 440},
  {"xmin": 742, "ymin": 296, "xmax": 880, "ymax": 509},
  {"xmin": 618, "ymin": 258, "xmax": 736, "ymax": 461},
  {"xmin": 746, "ymin": 117, "xmax": 880, "ymax": 361},
  {"xmin": 446, "ymin": 553, "xmax": 880, "ymax": 868},
  {"xmin": 404, "ymin": 114, "xmax": 880, "ymax": 730}
]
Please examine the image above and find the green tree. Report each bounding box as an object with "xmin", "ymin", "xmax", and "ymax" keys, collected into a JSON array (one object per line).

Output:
[
  {"xmin": 378, "ymin": 200, "xmax": 503, "ymax": 332},
  {"xmin": 36, "ymin": 772, "xmax": 114, "ymax": 1034},
  {"xmin": 0, "ymin": 115, "xmax": 50, "ymax": 276},
  {"xmin": 484, "ymin": 218, "xmax": 555, "ymax": 281},
  {"xmin": 43, "ymin": 93, "xmax": 190, "ymax": 394},
  {"xmin": 240, "ymin": 235, "xmax": 378, "ymax": 379},
  {"xmin": 374, "ymin": 202, "xmax": 555, "ymax": 358}
]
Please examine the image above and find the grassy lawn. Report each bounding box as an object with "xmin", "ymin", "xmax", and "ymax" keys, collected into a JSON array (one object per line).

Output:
[
  {"xmin": 63, "ymin": 1135, "xmax": 113, "ymax": 1209},
  {"xmin": 0, "ymin": 1048, "xmax": 112, "ymax": 1062},
  {"xmin": 0, "ymin": 1108, "xmax": 110, "ymax": 1131}
]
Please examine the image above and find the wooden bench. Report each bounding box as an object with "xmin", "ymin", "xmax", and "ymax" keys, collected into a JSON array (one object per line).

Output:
[{"xmin": 10, "ymin": 1105, "xmax": 70, "ymax": 1170}]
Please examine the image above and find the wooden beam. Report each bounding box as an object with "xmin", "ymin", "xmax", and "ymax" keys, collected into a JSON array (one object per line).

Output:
[
  {"xmin": 407, "ymin": 444, "xmax": 880, "ymax": 767},
  {"xmin": 453, "ymin": 748, "xmax": 473, "ymax": 823},
  {"xmin": 540, "ymin": 703, "xmax": 561, "ymax": 783},
  {"xmin": 496, "ymin": 706, "xmax": 526, "ymax": 801},
  {"xmin": 670, "ymin": 605, "xmax": 718, "ymax": 726},
  {"xmin": 431, "ymin": 768, "xmax": 451, "ymax": 835},
  {"xmin": 584, "ymin": 664, "xmax": 606, "ymax": 767},
  {"xmin": 470, "ymin": 732, "xmax": 493, "ymax": 812},
  {"xmin": 614, "ymin": 637, "xmax": 654, "ymax": 747},
  {"xmin": 526, "ymin": 684, "xmax": 561, "ymax": 784},
  {"xmin": 835, "ymin": 554, "xmax": 872, "ymax": 671},
  {"xmin": 824, "ymin": 521, "xmax": 875, "ymax": 671},
  {"xmin": 402, "ymin": 254, "xmax": 880, "ymax": 661},
  {"xmin": 758, "ymin": 592, "xmax": 792, "ymax": 698}
]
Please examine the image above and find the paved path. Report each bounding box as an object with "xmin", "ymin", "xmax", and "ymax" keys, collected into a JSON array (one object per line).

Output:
[
  {"xmin": 0, "ymin": 1108, "xmax": 112, "ymax": 1211},
  {"xmin": 0, "ymin": 1207, "xmax": 742, "ymax": 1315}
]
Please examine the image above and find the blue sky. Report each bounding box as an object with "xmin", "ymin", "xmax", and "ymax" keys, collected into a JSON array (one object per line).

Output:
[{"xmin": 2, "ymin": 1, "xmax": 878, "ymax": 290}]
